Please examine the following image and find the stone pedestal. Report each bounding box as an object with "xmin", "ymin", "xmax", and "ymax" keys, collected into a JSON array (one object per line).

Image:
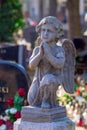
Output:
[
  {"xmin": 13, "ymin": 106, "xmax": 75, "ymax": 130},
  {"xmin": 21, "ymin": 106, "xmax": 66, "ymax": 122},
  {"xmin": 14, "ymin": 118, "xmax": 75, "ymax": 130}
]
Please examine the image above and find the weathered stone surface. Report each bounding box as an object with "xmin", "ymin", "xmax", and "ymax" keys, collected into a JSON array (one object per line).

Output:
[
  {"xmin": 14, "ymin": 117, "xmax": 75, "ymax": 130},
  {"xmin": 13, "ymin": 16, "xmax": 76, "ymax": 130},
  {"xmin": 21, "ymin": 106, "xmax": 66, "ymax": 122},
  {"xmin": 27, "ymin": 16, "xmax": 75, "ymax": 109}
]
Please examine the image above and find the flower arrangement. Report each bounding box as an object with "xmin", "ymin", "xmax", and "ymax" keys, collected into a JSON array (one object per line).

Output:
[
  {"xmin": 5, "ymin": 88, "xmax": 25, "ymax": 123},
  {"xmin": 57, "ymin": 75, "xmax": 87, "ymax": 128},
  {"xmin": 0, "ymin": 119, "xmax": 6, "ymax": 130}
]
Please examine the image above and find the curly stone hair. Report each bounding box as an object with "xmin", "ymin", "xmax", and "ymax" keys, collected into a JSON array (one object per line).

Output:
[{"xmin": 36, "ymin": 16, "xmax": 64, "ymax": 42}]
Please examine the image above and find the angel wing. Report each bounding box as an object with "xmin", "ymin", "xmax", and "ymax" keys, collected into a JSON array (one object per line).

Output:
[{"xmin": 61, "ymin": 39, "xmax": 76, "ymax": 94}]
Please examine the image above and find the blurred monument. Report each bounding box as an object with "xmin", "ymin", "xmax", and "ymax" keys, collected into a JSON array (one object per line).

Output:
[
  {"xmin": 73, "ymin": 38, "xmax": 87, "ymax": 75},
  {"xmin": 0, "ymin": 60, "xmax": 31, "ymax": 114},
  {"xmin": 0, "ymin": 44, "xmax": 31, "ymax": 114},
  {"xmin": 0, "ymin": 45, "xmax": 27, "ymax": 69}
]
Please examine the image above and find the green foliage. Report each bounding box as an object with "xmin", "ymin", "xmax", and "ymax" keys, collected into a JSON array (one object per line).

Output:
[
  {"xmin": 57, "ymin": 93, "xmax": 74, "ymax": 105},
  {"xmin": 14, "ymin": 93, "xmax": 24, "ymax": 111},
  {"xmin": 8, "ymin": 112, "xmax": 16, "ymax": 122},
  {"xmin": 5, "ymin": 88, "xmax": 25, "ymax": 123},
  {"xmin": 0, "ymin": 0, "xmax": 25, "ymax": 42}
]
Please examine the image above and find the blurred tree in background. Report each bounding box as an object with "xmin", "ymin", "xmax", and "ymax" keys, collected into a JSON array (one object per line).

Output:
[
  {"xmin": 49, "ymin": 0, "xmax": 82, "ymax": 39},
  {"xmin": 67, "ymin": 0, "xmax": 82, "ymax": 39},
  {"xmin": 0, "ymin": 0, "xmax": 25, "ymax": 43},
  {"xmin": 49, "ymin": 0, "xmax": 57, "ymax": 16}
]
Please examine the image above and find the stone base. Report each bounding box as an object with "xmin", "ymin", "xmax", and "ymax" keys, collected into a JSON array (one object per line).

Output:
[
  {"xmin": 21, "ymin": 106, "xmax": 66, "ymax": 122},
  {"xmin": 14, "ymin": 118, "xmax": 75, "ymax": 130}
]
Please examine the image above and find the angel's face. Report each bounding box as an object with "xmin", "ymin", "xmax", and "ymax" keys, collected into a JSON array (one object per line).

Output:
[{"xmin": 40, "ymin": 23, "xmax": 56, "ymax": 44}]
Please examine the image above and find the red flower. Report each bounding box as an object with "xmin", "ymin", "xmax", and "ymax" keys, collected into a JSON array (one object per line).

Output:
[
  {"xmin": 6, "ymin": 120, "xmax": 13, "ymax": 130},
  {"xmin": 77, "ymin": 120, "xmax": 83, "ymax": 126},
  {"xmin": 76, "ymin": 89, "xmax": 81, "ymax": 95},
  {"xmin": 14, "ymin": 111, "xmax": 21, "ymax": 119},
  {"xmin": 18, "ymin": 88, "xmax": 25, "ymax": 97},
  {"xmin": 0, "ymin": 119, "xmax": 5, "ymax": 126},
  {"xmin": 6, "ymin": 98, "xmax": 14, "ymax": 107},
  {"xmin": 85, "ymin": 85, "xmax": 87, "ymax": 89}
]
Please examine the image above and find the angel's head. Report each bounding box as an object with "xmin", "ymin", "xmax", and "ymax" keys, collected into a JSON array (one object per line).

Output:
[{"xmin": 36, "ymin": 16, "xmax": 64, "ymax": 43}]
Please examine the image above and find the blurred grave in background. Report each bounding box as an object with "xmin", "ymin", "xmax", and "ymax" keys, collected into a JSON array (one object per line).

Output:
[
  {"xmin": 0, "ymin": 45, "xmax": 27, "ymax": 69},
  {"xmin": 0, "ymin": 44, "xmax": 31, "ymax": 114},
  {"xmin": 73, "ymin": 38, "xmax": 87, "ymax": 75},
  {"xmin": 0, "ymin": 60, "xmax": 31, "ymax": 114}
]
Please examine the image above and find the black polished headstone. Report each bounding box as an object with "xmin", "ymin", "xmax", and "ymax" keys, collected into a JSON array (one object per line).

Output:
[
  {"xmin": 0, "ymin": 45, "xmax": 27, "ymax": 69},
  {"xmin": 0, "ymin": 60, "xmax": 31, "ymax": 114}
]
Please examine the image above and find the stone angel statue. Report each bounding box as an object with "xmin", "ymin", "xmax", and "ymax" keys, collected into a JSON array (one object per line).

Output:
[{"xmin": 27, "ymin": 16, "xmax": 76, "ymax": 109}]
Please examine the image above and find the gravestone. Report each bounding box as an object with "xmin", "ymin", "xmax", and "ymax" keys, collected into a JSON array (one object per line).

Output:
[
  {"xmin": 0, "ymin": 45, "xmax": 27, "ymax": 69},
  {"xmin": 73, "ymin": 38, "xmax": 87, "ymax": 74},
  {"xmin": 0, "ymin": 60, "xmax": 31, "ymax": 114}
]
